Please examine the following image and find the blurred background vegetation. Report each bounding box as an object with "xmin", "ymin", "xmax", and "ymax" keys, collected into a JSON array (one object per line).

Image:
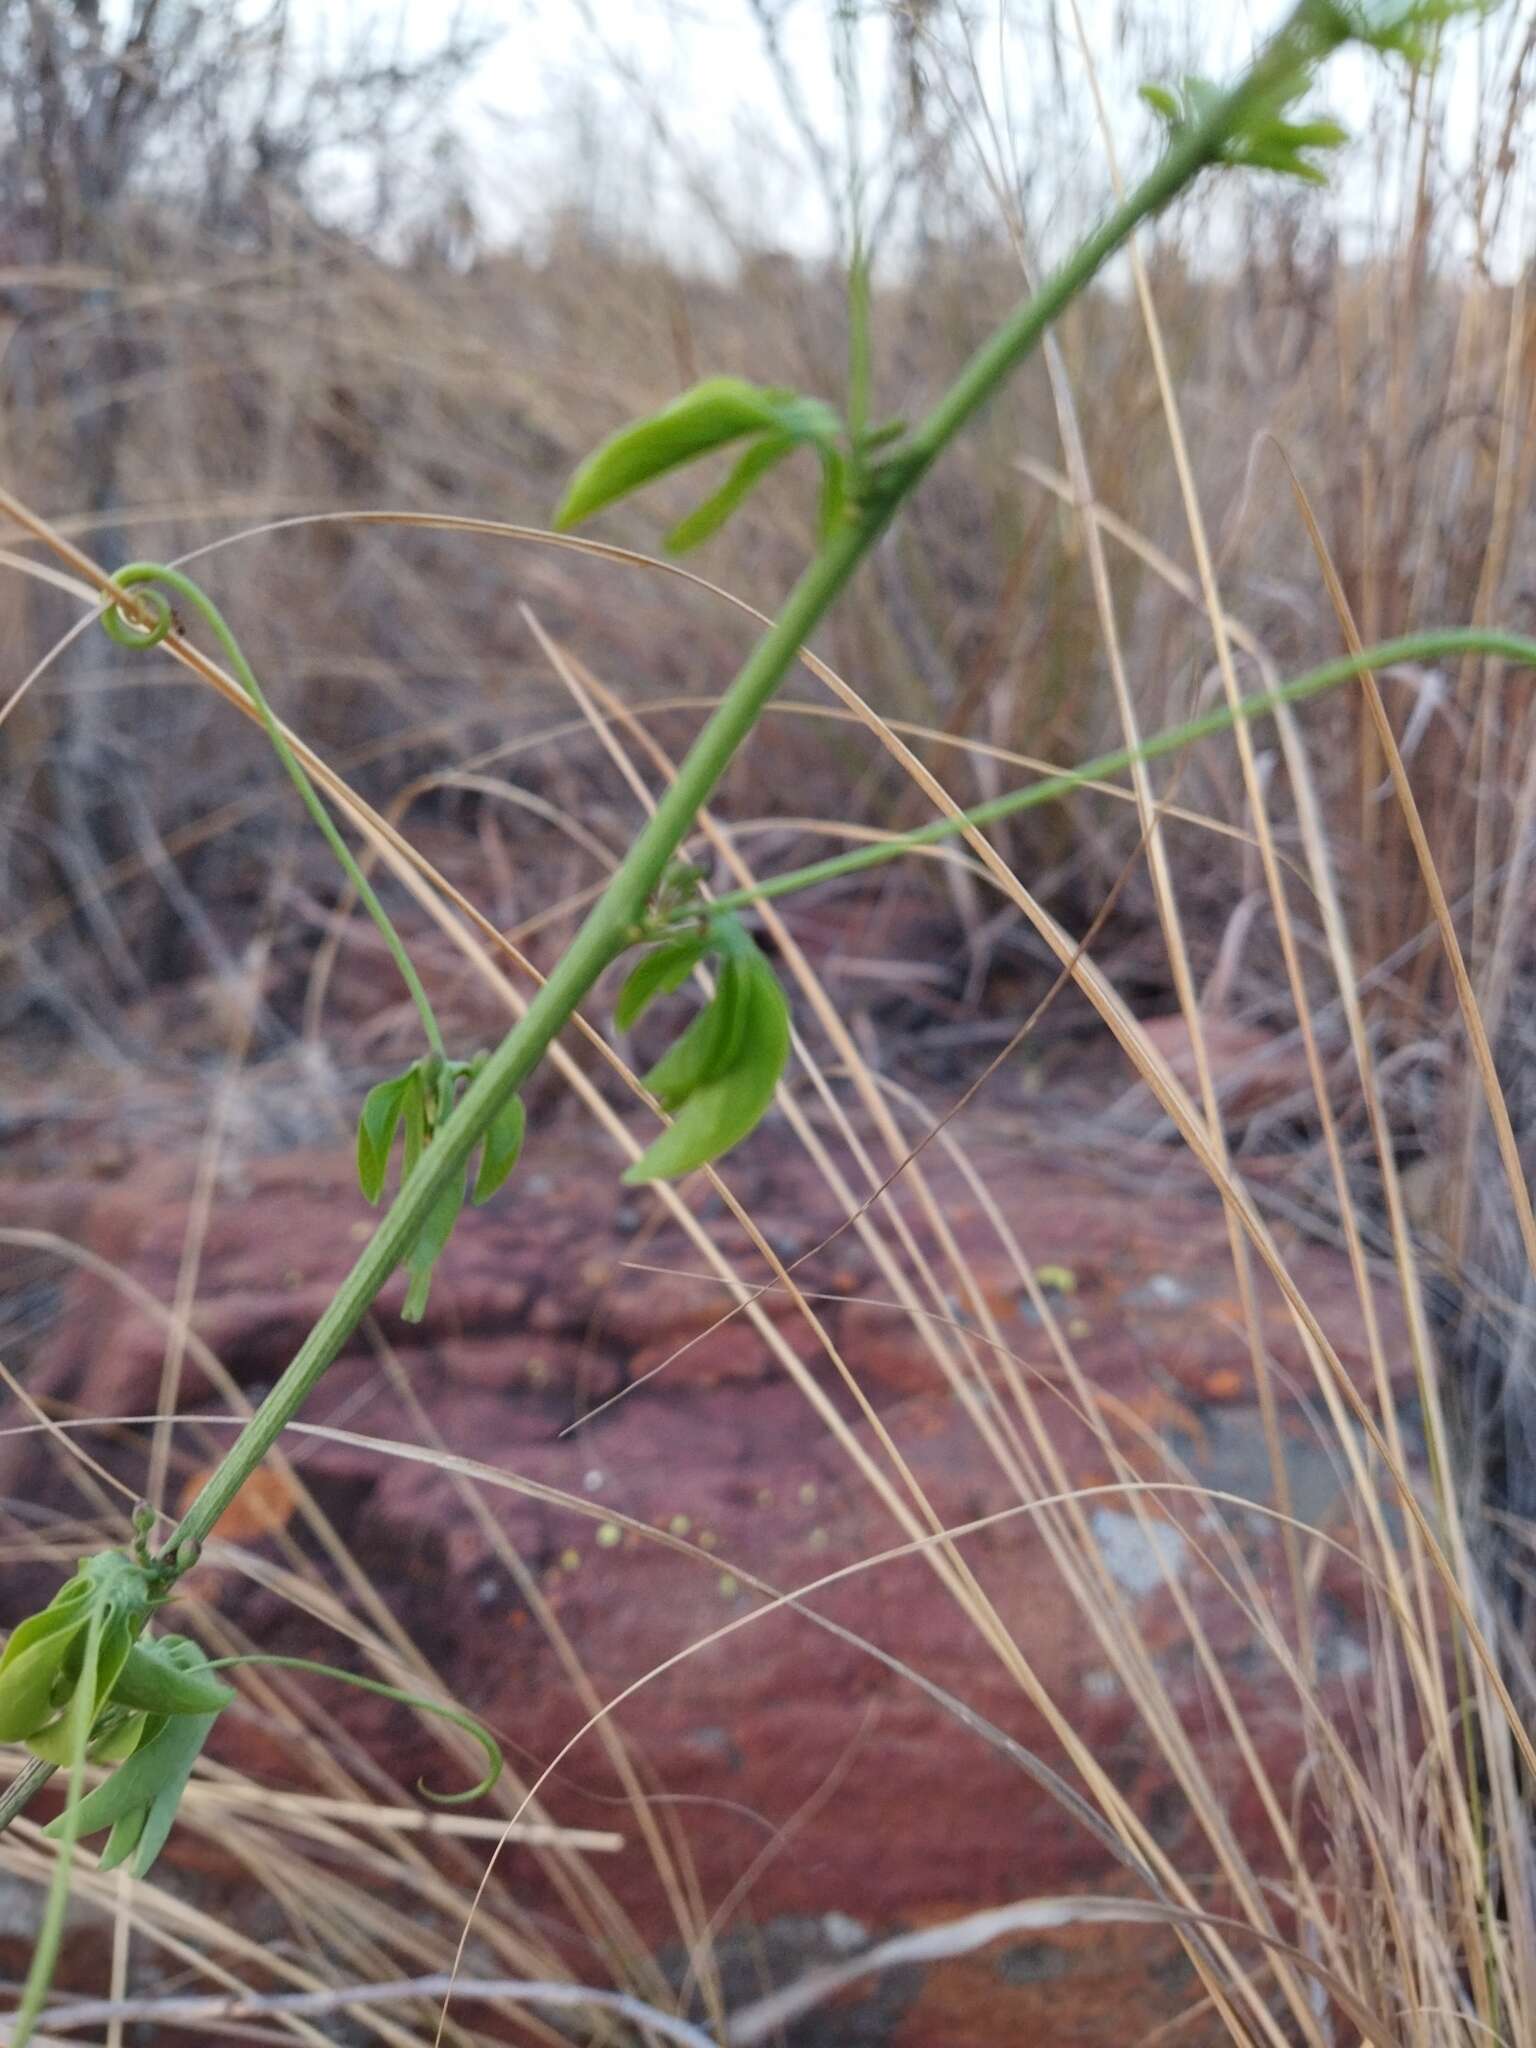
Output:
[{"xmin": 4, "ymin": 0, "xmax": 1533, "ymax": 1104}]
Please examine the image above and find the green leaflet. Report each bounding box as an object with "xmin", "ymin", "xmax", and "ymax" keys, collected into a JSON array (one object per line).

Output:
[
  {"xmin": 620, "ymin": 918, "xmax": 791, "ymax": 1185},
  {"xmin": 665, "ymin": 433, "xmax": 796, "ymax": 552},
  {"xmin": 1140, "ymin": 71, "xmax": 1348, "ymax": 183},
  {"xmin": 27, "ymin": 1706, "xmax": 154, "ymax": 1768},
  {"xmin": 642, "ymin": 956, "xmax": 749, "ymax": 1112},
  {"xmin": 110, "ymin": 1636, "xmax": 235, "ymax": 1717},
  {"xmin": 45, "ymin": 1708, "xmax": 220, "ymax": 1879},
  {"xmin": 0, "ymin": 1553, "xmax": 151, "ymax": 1744},
  {"xmin": 614, "ymin": 934, "xmax": 710, "ymax": 1032},
  {"xmin": 404, "ymin": 1175, "xmax": 466, "ymax": 1323},
  {"xmin": 555, "ymin": 377, "xmax": 782, "ymax": 529},
  {"xmin": 354, "ymin": 1057, "xmax": 527, "ymax": 1318},
  {"xmin": 12, "ymin": 1593, "xmax": 104, "ymax": 2045},
  {"xmin": 1310, "ymin": 0, "xmax": 1496, "ymax": 63},
  {"xmin": 402, "ymin": 1068, "xmax": 427, "ymax": 1180},
  {"xmin": 0, "ymin": 1603, "xmax": 91, "ymax": 1744},
  {"xmin": 555, "ymin": 375, "xmax": 845, "ymax": 551},
  {"xmin": 472, "ymin": 1093, "xmax": 526, "ymax": 1206},
  {"xmin": 356, "ymin": 1073, "xmax": 411, "ymax": 1204}
]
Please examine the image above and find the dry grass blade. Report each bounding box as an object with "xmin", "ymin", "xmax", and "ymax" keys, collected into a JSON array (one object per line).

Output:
[{"xmin": 16, "ymin": 1979, "xmax": 719, "ymax": 2048}]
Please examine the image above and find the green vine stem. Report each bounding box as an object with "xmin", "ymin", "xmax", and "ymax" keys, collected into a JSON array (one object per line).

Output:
[
  {"xmin": 103, "ymin": 563, "xmax": 447, "ymax": 1062},
  {"xmin": 701, "ymin": 629, "xmax": 1536, "ymax": 920}
]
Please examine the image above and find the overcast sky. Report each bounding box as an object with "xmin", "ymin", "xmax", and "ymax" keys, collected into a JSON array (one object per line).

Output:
[{"xmin": 415, "ymin": 0, "xmax": 1529, "ymax": 274}]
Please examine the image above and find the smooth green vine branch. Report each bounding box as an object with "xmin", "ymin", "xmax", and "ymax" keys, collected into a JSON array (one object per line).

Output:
[
  {"xmin": 702, "ymin": 629, "xmax": 1536, "ymax": 919},
  {"xmin": 154, "ymin": 0, "xmax": 1457, "ymax": 1575},
  {"xmin": 103, "ymin": 563, "xmax": 447, "ymax": 1062}
]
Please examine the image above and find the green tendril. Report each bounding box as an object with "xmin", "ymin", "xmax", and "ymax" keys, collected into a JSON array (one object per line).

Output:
[
  {"xmin": 699, "ymin": 627, "xmax": 1536, "ymax": 921},
  {"xmin": 102, "ymin": 562, "xmax": 446, "ymax": 1062},
  {"xmin": 205, "ymin": 1656, "xmax": 502, "ymax": 1804}
]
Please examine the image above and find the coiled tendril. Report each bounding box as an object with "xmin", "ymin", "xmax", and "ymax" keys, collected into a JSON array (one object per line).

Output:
[
  {"xmin": 97, "ymin": 561, "xmax": 445, "ymax": 1060},
  {"xmin": 101, "ymin": 568, "xmax": 177, "ymax": 651}
]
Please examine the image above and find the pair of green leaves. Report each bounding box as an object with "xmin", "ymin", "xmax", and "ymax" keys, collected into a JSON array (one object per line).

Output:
[
  {"xmin": 0, "ymin": 1556, "xmax": 232, "ymax": 1759},
  {"xmin": 1140, "ymin": 0, "xmax": 1492, "ymax": 186},
  {"xmin": 616, "ymin": 914, "xmax": 790, "ymax": 1184},
  {"xmin": 356, "ymin": 1055, "xmax": 526, "ymax": 1321},
  {"xmin": 554, "ymin": 375, "xmax": 850, "ymax": 552},
  {"xmin": 40, "ymin": 1636, "xmax": 229, "ymax": 1880},
  {"xmin": 3, "ymin": 1548, "xmax": 510, "ymax": 1885},
  {"xmin": 1307, "ymin": 0, "xmax": 1495, "ymax": 64},
  {"xmin": 1140, "ymin": 74, "xmax": 1349, "ymax": 185}
]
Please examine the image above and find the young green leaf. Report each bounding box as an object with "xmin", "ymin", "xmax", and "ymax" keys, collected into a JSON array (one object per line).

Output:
[
  {"xmin": 1141, "ymin": 70, "xmax": 1350, "ymax": 184},
  {"xmin": 403, "ymin": 1174, "xmax": 466, "ymax": 1322},
  {"xmin": 555, "ymin": 376, "xmax": 846, "ymax": 546},
  {"xmin": 614, "ymin": 934, "xmax": 710, "ymax": 1032},
  {"xmin": 45, "ymin": 1707, "xmax": 221, "ymax": 1879},
  {"xmin": 624, "ymin": 958, "xmax": 789, "ymax": 1184},
  {"xmin": 665, "ymin": 433, "xmax": 796, "ymax": 552},
  {"xmin": 624, "ymin": 936, "xmax": 791, "ymax": 1185},
  {"xmin": 762, "ymin": 390, "xmax": 844, "ymax": 450},
  {"xmin": 13, "ymin": 1591, "xmax": 104, "ymax": 2044},
  {"xmin": 0, "ymin": 1605, "xmax": 89, "ymax": 1743},
  {"xmin": 1310, "ymin": 0, "xmax": 1495, "ymax": 63},
  {"xmin": 0, "ymin": 1553, "xmax": 152, "ymax": 1744},
  {"xmin": 1138, "ymin": 81, "xmax": 1181, "ymax": 120},
  {"xmin": 401, "ymin": 1072, "xmax": 427, "ymax": 1181},
  {"xmin": 357, "ymin": 1072, "xmax": 411, "ymax": 1204},
  {"xmin": 555, "ymin": 377, "xmax": 784, "ymax": 531},
  {"xmin": 641, "ymin": 957, "xmax": 746, "ymax": 1111},
  {"xmin": 472, "ymin": 1093, "xmax": 526, "ymax": 1206},
  {"xmin": 27, "ymin": 1706, "xmax": 155, "ymax": 1768},
  {"xmin": 110, "ymin": 1637, "xmax": 235, "ymax": 1718}
]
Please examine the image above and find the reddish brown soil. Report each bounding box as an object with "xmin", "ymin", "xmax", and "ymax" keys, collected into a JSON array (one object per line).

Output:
[{"xmin": 1, "ymin": 1086, "xmax": 1410, "ymax": 2044}]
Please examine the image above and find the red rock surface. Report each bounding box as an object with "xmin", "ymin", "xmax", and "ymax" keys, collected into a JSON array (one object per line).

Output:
[{"xmin": 1, "ymin": 1111, "xmax": 1412, "ymax": 2042}]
